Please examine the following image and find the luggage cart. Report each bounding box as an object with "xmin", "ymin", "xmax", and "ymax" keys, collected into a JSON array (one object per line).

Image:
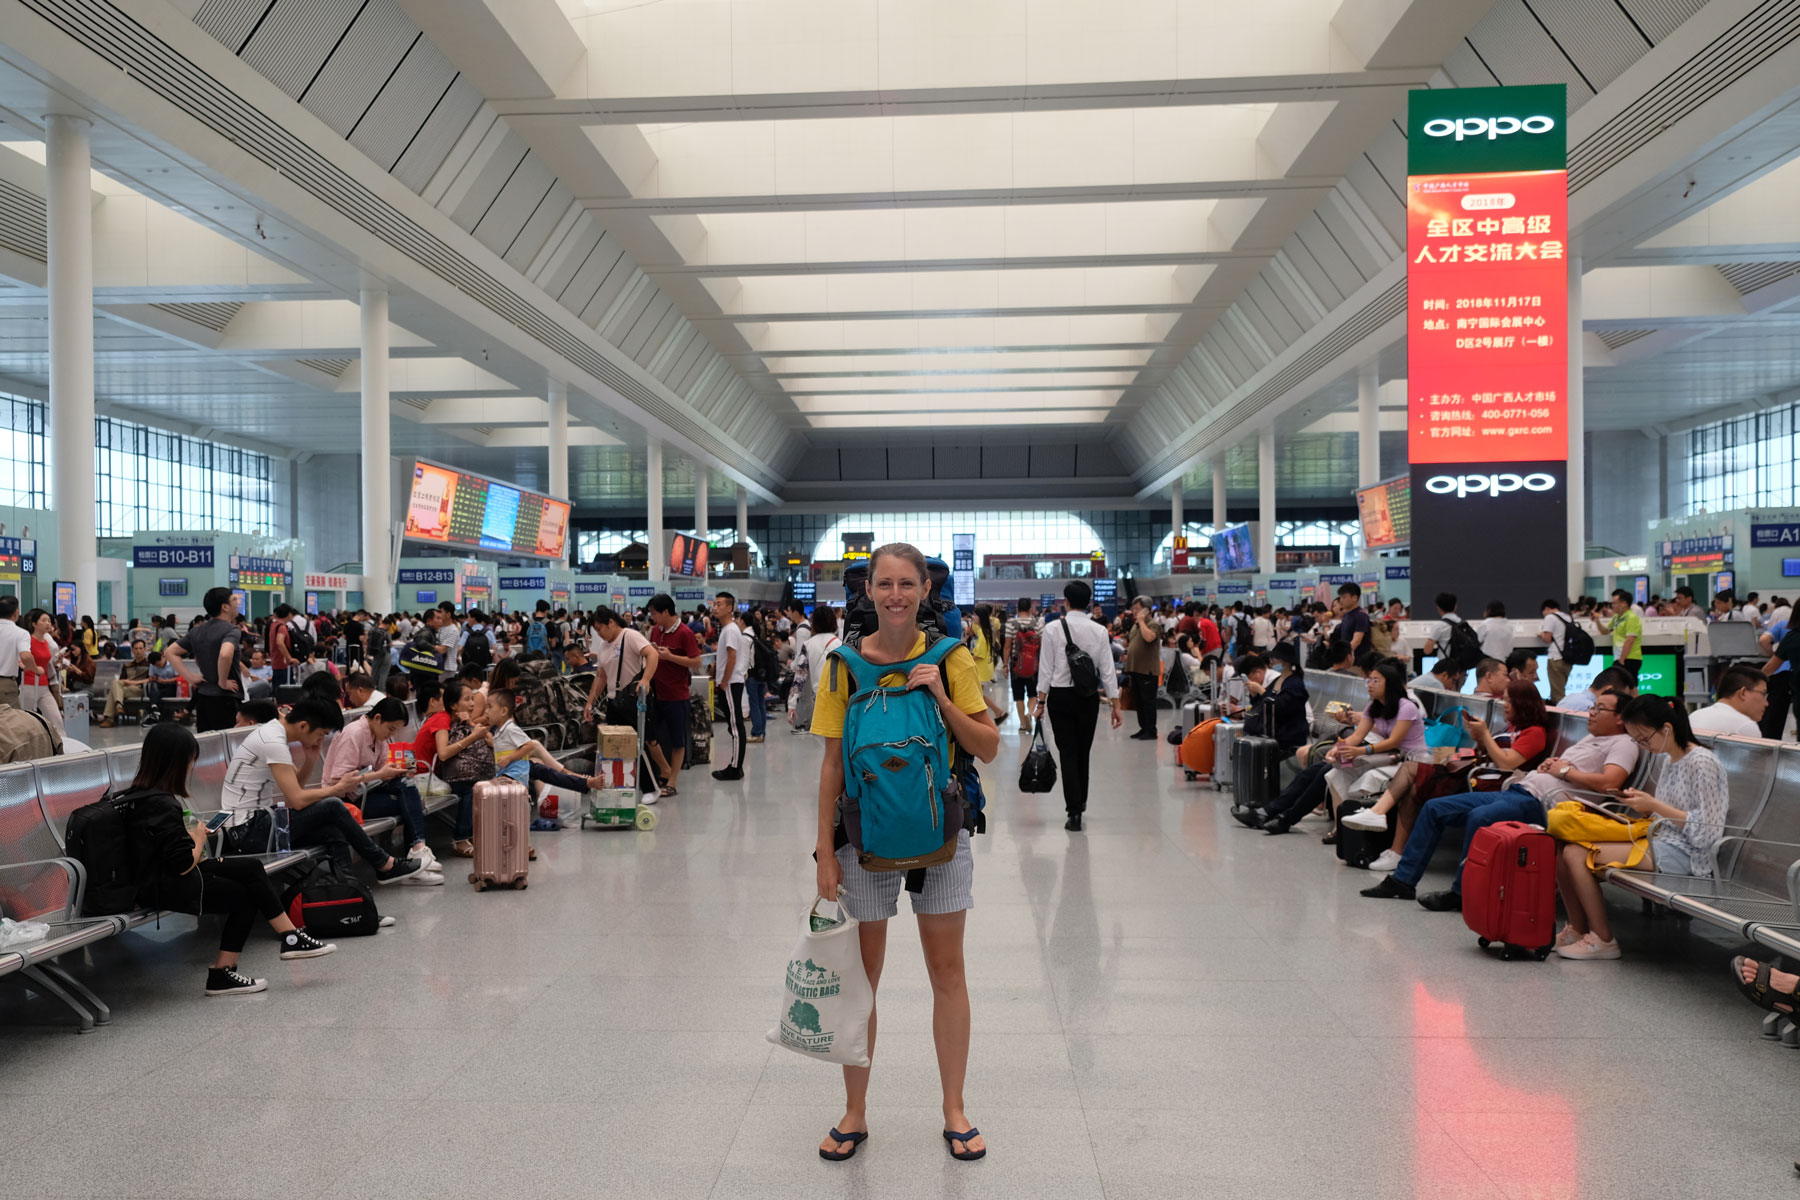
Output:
[{"xmin": 581, "ymin": 693, "xmax": 658, "ymax": 831}]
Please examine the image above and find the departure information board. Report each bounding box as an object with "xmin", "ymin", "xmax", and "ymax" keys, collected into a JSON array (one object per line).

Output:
[{"xmin": 404, "ymin": 460, "xmax": 570, "ymax": 561}]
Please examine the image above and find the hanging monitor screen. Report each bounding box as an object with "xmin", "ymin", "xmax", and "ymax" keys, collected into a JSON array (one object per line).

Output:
[
  {"xmin": 1211, "ymin": 524, "xmax": 1257, "ymax": 574},
  {"xmin": 403, "ymin": 460, "xmax": 570, "ymax": 561},
  {"xmin": 1357, "ymin": 476, "xmax": 1412, "ymax": 550},
  {"xmin": 669, "ymin": 533, "xmax": 710, "ymax": 579}
]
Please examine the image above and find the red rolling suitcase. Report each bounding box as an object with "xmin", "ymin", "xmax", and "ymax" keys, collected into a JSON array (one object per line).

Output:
[
  {"xmin": 469, "ymin": 778, "xmax": 531, "ymax": 891},
  {"xmin": 1461, "ymin": 820, "xmax": 1555, "ymax": 960}
]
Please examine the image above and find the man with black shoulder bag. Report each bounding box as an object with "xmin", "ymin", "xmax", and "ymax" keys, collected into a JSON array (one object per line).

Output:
[{"xmin": 1033, "ymin": 581, "xmax": 1122, "ymax": 832}]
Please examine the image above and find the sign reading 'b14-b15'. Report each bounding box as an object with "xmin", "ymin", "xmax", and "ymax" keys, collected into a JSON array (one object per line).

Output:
[{"xmin": 1407, "ymin": 84, "xmax": 1568, "ymax": 613}]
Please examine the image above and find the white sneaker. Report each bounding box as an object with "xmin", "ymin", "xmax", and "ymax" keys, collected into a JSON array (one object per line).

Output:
[
  {"xmin": 1367, "ymin": 849, "xmax": 1402, "ymax": 873},
  {"xmin": 377, "ymin": 915, "xmax": 398, "ymax": 928},
  {"xmin": 1554, "ymin": 924, "xmax": 1583, "ymax": 949},
  {"xmin": 1341, "ymin": 808, "xmax": 1388, "ymax": 832},
  {"xmin": 400, "ymin": 869, "xmax": 445, "ymax": 886},
  {"xmin": 412, "ymin": 846, "xmax": 439, "ymax": 871},
  {"xmin": 1555, "ymin": 932, "xmax": 1621, "ymax": 960},
  {"xmin": 641, "ymin": 790, "xmax": 660, "ymax": 806}
]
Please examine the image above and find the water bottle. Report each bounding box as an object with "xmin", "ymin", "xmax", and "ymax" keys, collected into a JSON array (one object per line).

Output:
[{"xmin": 273, "ymin": 801, "xmax": 291, "ymax": 853}]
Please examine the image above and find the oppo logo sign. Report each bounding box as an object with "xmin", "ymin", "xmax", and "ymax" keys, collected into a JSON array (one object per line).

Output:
[
  {"xmin": 1425, "ymin": 472, "xmax": 1556, "ymax": 499},
  {"xmin": 1422, "ymin": 115, "xmax": 1555, "ymax": 141}
]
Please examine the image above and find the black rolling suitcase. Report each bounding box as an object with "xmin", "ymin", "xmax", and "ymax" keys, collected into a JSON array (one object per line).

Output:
[
  {"xmin": 1231, "ymin": 735, "xmax": 1283, "ymax": 813},
  {"xmin": 1334, "ymin": 799, "xmax": 1392, "ymax": 869}
]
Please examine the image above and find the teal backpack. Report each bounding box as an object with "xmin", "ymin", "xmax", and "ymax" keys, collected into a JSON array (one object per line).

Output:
[{"xmin": 829, "ymin": 636, "xmax": 973, "ymax": 873}]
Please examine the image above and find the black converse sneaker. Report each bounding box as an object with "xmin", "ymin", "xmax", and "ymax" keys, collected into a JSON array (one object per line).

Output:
[
  {"xmin": 279, "ymin": 929, "xmax": 337, "ymax": 960},
  {"xmin": 204, "ymin": 966, "xmax": 268, "ymax": 996}
]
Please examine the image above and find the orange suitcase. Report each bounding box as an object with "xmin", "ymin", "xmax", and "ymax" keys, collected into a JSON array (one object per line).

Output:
[
  {"xmin": 470, "ymin": 778, "xmax": 531, "ymax": 890},
  {"xmin": 1179, "ymin": 718, "xmax": 1220, "ymax": 775}
]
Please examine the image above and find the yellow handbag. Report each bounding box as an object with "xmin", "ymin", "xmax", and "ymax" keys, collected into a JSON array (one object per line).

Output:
[{"xmin": 1544, "ymin": 800, "xmax": 1653, "ymax": 870}]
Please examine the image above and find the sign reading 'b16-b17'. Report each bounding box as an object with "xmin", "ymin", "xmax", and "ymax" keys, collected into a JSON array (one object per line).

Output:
[{"xmin": 1407, "ymin": 84, "xmax": 1568, "ymax": 615}]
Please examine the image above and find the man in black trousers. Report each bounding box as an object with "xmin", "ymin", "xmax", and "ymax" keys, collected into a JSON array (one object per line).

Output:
[{"xmin": 1034, "ymin": 581, "xmax": 1123, "ymax": 831}]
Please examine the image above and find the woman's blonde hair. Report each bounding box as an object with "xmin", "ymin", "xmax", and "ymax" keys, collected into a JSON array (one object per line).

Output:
[{"xmin": 868, "ymin": 542, "xmax": 928, "ymax": 583}]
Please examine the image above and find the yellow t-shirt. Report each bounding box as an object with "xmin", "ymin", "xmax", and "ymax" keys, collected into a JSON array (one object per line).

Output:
[
  {"xmin": 970, "ymin": 625, "xmax": 996, "ymax": 684},
  {"xmin": 811, "ymin": 632, "xmax": 987, "ymax": 770}
]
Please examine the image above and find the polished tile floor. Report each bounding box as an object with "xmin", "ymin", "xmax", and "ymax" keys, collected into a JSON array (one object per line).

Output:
[{"xmin": 2, "ymin": 713, "xmax": 1794, "ymax": 1198}]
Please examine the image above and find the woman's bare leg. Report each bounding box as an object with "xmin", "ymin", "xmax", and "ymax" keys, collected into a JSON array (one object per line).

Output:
[
  {"xmin": 823, "ymin": 918, "xmax": 888, "ymax": 1156},
  {"xmin": 918, "ymin": 910, "xmax": 985, "ymax": 1157}
]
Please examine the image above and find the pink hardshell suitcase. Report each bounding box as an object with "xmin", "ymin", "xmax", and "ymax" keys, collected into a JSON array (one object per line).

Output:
[{"xmin": 469, "ymin": 778, "xmax": 531, "ymax": 890}]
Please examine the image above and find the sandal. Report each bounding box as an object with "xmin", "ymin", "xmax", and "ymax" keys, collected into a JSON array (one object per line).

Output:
[
  {"xmin": 943, "ymin": 1128, "xmax": 986, "ymax": 1162},
  {"xmin": 1732, "ymin": 956, "xmax": 1798, "ymax": 1013},
  {"xmin": 819, "ymin": 1128, "xmax": 867, "ymax": 1162},
  {"xmin": 659, "ymin": 785, "xmax": 678, "ymax": 798},
  {"xmin": 451, "ymin": 840, "xmax": 474, "ymax": 858}
]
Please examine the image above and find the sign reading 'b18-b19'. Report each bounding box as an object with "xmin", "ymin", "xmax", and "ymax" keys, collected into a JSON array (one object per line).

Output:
[{"xmin": 1406, "ymin": 84, "xmax": 1568, "ymax": 616}]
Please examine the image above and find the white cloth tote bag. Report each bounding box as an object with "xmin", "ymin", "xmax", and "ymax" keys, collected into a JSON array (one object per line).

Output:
[{"xmin": 766, "ymin": 893, "xmax": 873, "ymax": 1067}]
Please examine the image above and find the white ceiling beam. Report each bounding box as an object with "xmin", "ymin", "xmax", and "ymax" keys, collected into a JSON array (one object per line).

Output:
[
  {"xmin": 1583, "ymin": 265, "xmax": 1748, "ymax": 323},
  {"xmin": 482, "ymin": 425, "xmax": 620, "ymax": 448},
  {"xmin": 415, "ymin": 396, "xmax": 551, "ymax": 426},
  {"xmin": 391, "ymin": 0, "xmax": 582, "ymax": 101},
  {"xmin": 216, "ymin": 300, "xmax": 433, "ymax": 356}
]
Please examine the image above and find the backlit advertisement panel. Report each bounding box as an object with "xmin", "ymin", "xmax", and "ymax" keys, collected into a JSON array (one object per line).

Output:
[{"xmin": 1407, "ymin": 85, "xmax": 1568, "ymax": 615}]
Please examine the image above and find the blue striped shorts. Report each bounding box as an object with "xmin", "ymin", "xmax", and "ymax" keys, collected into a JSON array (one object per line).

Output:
[{"xmin": 835, "ymin": 830, "xmax": 974, "ymax": 922}]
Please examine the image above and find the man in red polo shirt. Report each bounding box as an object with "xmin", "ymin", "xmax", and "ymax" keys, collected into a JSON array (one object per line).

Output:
[{"xmin": 646, "ymin": 594, "xmax": 703, "ymax": 798}]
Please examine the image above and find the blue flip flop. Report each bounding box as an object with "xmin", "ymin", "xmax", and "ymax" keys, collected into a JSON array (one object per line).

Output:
[
  {"xmin": 943, "ymin": 1127, "xmax": 986, "ymax": 1161},
  {"xmin": 819, "ymin": 1128, "xmax": 868, "ymax": 1162}
]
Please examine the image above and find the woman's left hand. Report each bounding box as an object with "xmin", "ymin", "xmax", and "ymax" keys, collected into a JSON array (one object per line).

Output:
[
  {"xmin": 906, "ymin": 663, "xmax": 947, "ymax": 702},
  {"xmin": 1619, "ymin": 787, "xmax": 1657, "ymax": 814}
]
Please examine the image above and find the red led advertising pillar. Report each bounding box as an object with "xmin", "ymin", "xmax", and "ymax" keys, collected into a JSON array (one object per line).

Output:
[{"xmin": 1407, "ymin": 84, "xmax": 1568, "ymax": 614}]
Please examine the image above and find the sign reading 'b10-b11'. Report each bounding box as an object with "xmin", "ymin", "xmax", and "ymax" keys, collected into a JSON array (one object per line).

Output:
[{"xmin": 1407, "ymin": 84, "xmax": 1567, "ymax": 614}]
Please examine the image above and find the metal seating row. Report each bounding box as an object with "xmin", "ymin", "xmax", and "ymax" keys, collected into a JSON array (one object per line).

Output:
[{"xmin": 1305, "ymin": 668, "xmax": 1800, "ymax": 960}]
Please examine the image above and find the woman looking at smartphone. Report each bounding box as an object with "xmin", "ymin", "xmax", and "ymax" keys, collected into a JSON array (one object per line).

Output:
[
  {"xmin": 1552, "ymin": 694, "xmax": 1726, "ymax": 960},
  {"xmin": 123, "ymin": 723, "xmax": 338, "ymax": 995}
]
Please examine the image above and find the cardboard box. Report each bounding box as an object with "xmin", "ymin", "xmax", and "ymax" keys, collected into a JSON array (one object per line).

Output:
[{"xmin": 599, "ymin": 724, "xmax": 638, "ymax": 759}]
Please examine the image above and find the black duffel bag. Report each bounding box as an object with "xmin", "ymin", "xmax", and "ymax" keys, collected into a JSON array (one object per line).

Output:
[
  {"xmin": 282, "ymin": 860, "xmax": 381, "ymax": 937},
  {"xmin": 1018, "ymin": 725, "xmax": 1058, "ymax": 794}
]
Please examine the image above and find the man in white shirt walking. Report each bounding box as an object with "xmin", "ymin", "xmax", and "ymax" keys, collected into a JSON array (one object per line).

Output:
[
  {"xmin": 711, "ymin": 593, "xmax": 749, "ymax": 782},
  {"xmin": 1032, "ymin": 581, "xmax": 1122, "ymax": 832}
]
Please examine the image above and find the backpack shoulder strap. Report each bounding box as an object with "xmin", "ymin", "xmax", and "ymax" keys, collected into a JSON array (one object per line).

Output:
[{"xmin": 828, "ymin": 644, "xmax": 871, "ymax": 695}]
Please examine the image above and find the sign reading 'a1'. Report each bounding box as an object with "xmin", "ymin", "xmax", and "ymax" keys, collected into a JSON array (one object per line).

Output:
[{"xmin": 1407, "ymin": 84, "xmax": 1568, "ymax": 617}]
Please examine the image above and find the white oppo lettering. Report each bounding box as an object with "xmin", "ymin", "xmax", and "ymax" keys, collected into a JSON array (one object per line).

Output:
[
  {"xmin": 1422, "ymin": 115, "xmax": 1556, "ymax": 141},
  {"xmin": 1424, "ymin": 473, "xmax": 1557, "ymax": 498}
]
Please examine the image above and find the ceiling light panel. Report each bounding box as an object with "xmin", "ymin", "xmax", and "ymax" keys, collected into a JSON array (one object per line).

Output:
[
  {"xmin": 626, "ymin": 105, "xmax": 1277, "ymax": 200},
  {"xmin": 758, "ymin": 349, "xmax": 1156, "ymax": 374},
  {"xmin": 702, "ymin": 265, "xmax": 1209, "ymax": 316},
  {"xmin": 795, "ymin": 391, "xmax": 1122, "ymax": 412},
  {"xmin": 740, "ymin": 312, "xmax": 1182, "ymax": 352},
  {"xmin": 658, "ymin": 200, "xmax": 1248, "ymax": 267},
  {"xmin": 782, "ymin": 369, "xmax": 1140, "ymax": 391},
  {"xmin": 808, "ymin": 410, "xmax": 1113, "ymax": 429},
  {"xmin": 566, "ymin": 0, "xmax": 1348, "ymax": 98}
]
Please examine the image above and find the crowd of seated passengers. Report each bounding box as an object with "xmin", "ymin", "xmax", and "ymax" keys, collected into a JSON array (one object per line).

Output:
[{"xmin": 1236, "ymin": 649, "xmax": 1729, "ymax": 962}]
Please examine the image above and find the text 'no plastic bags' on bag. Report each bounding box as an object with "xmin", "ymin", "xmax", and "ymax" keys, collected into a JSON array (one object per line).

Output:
[
  {"xmin": 1018, "ymin": 723, "xmax": 1058, "ymax": 794},
  {"xmin": 767, "ymin": 893, "xmax": 874, "ymax": 1068}
]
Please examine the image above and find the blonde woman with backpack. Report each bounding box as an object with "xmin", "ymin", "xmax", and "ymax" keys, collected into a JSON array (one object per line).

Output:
[{"xmin": 812, "ymin": 543, "xmax": 999, "ymax": 1164}]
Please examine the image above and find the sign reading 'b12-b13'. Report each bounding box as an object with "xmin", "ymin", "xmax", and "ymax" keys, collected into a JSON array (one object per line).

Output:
[{"xmin": 1407, "ymin": 84, "xmax": 1568, "ymax": 466}]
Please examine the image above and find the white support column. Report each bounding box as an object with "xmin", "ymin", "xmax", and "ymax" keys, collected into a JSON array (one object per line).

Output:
[
  {"xmin": 546, "ymin": 379, "xmax": 569, "ymax": 567},
  {"xmin": 46, "ymin": 113, "xmax": 96, "ymax": 615},
  {"xmin": 735, "ymin": 485, "xmax": 749, "ymax": 550},
  {"xmin": 1567, "ymin": 247, "xmax": 1585, "ymax": 601},
  {"xmin": 646, "ymin": 440, "xmax": 664, "ymax": 579},
  {"xmin": 1211, "ymin": 453, "xmax": 1227, "ymax": 577},
  {"xmin": 1357, "ymin": 360, "xmax": 1381, "ymax": 487},
  {"xmin": 1258, "ymin": 428, "xmax": 1277, "ymax": 574},
  {"xmin": 1170, "ymin": 480, "xmax": 1184, "ymax": 546},
  {"xmin": 546, "ymin": 380, "xmax": 569, "ymax": 498},
  {"xmin": 693, "ymin": 464, "xmax": 709, "ymax": 540},
  {"xmin": 359, "ymin": 287, "xmax": 391, "ymax": 608}
]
